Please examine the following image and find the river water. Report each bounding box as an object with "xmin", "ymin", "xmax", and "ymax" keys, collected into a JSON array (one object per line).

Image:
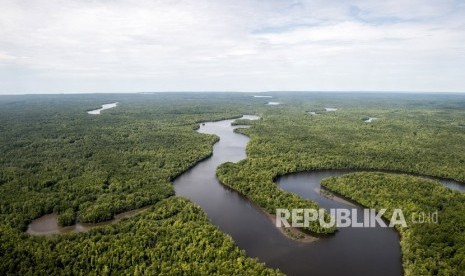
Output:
[{"xmin": 174, "ymin": 116, "xmax": 402, "ymax": 276}]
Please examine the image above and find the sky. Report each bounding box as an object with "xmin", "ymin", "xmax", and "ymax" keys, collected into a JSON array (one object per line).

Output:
[{"xmin": 1, "ymin": 0, "xmax": 465, "ymax": 94}]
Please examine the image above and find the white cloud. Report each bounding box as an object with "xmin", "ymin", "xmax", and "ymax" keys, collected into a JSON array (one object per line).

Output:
[{"xmin": 0, "ymin": 0, "xmax": 464, "ymax": 93}]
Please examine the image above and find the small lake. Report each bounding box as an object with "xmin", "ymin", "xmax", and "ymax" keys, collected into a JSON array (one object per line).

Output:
[
  {"xmin": 364, "ymin": 117, "xmax": 377, "ymax": 123},
  {"xmin": 87, "ymin": 102, "xmax": 118, "ymax": 115},
  {"xmin": 254, "ymin": 95, "xmax": 273, "ymax": 98},
  {"xmin": 325, "ymin": 107, "xmax": 337, "ymax": 111},
  {"xmin": 267, "ymin": 102, "xmax": 281, "ymax": 105}
]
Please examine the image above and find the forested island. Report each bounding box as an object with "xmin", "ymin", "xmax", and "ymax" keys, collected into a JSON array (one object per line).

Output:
[{"xmin": 1, "ymin": 92, "xmax": 464, "ymax": 275}]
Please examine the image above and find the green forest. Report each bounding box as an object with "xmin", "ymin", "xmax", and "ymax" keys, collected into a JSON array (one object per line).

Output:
[
  {"xmin": 322, "ymin": 172, "xmax": 465, "ymax": 275},
  {"xmin": 1, "ymin": 196, "xmax": 280, "ymax": 275},
  {"xmin": 0, "ymin": 93, "xmax": 280, "ymax": 275},
  {"xmin": 216, "ymin": 92, "xmax": 465, "ymax": 273},
  {"xmin": 1, "ymin": 92, "xmax": 465, "ymax": 275}
]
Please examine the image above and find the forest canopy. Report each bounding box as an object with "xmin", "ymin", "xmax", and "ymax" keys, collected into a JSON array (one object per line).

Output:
[
  {"xmin": 322, "ymin": 172, "xmax": 465, "ymax": 275},
  {"xmin": 1, "ymin": 92, "xmax": 464, "ymax": 275},
  {"xmin": 0, "ymin": 93, "xmax": 280, "ymax": 275},
  {"xmin": 216, "ymin": 92, "xmax": 465, "ymax": 273}
]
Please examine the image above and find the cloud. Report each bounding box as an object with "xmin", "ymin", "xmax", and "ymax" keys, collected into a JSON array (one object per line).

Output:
[{"xmin": 0, "ymin": 0, "xmax": 464, "ymax": 93}]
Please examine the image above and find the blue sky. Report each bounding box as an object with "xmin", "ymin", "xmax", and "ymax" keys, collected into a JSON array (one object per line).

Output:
[{"xmin": 1, "ymin": 0, "xmax": 464, "ymax": 94}]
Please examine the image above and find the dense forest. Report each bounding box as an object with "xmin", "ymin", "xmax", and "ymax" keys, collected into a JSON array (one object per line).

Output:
[
  {"xmin": 218, "ymin": 93, "xmax": 464, "ymax": 218},
  {"xmin": 0, "ymin": 93, "xmax": 280, "ymax": 275},
  {"xmin": 322, "ymin": 172, "xmax": 465, "ymax": 275},
  {"xmin": 1, "ymin": 197, "xmax": 280, "ymax": 275},
  {"xmin": 1, "ymin": 92, "xmax": 465, "ymax": 275},
  {"xmin": 0, "ymin": 93, "xmax": 257, "ymax": 228},
  {"xmin": 216, "ymin": 92, "xmax": 465, "ymax": 272}
]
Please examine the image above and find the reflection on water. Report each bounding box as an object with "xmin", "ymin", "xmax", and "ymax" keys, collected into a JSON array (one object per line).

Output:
[
  {"xmin": 26, "ymin": 114, "xmax": 464, "ymax": 276},
  {"xmin": 174, "ymin": 116, "xmax": 402, "ymax": 276},
  {"xmin": 87, "ymin": 102, "xmax": 118, "ymax": 115}
]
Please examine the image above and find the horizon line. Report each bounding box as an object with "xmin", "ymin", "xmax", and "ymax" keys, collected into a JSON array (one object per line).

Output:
[{"xmin": 1, "ymin": 90, "xmax": 465, "ymax": 96}]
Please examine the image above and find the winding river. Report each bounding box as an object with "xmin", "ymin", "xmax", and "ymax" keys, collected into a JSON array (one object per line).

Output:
[
  {"xmin": 174, "ymin": 116, "xmax": 403, "ymax": 276},
  {"xmin": 174, "ymin": 115, "xmax": 463, "ymax": 275},
  {"xmin": 27, "ymin": 115, "xmax": 465, "ymax": 275}
]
